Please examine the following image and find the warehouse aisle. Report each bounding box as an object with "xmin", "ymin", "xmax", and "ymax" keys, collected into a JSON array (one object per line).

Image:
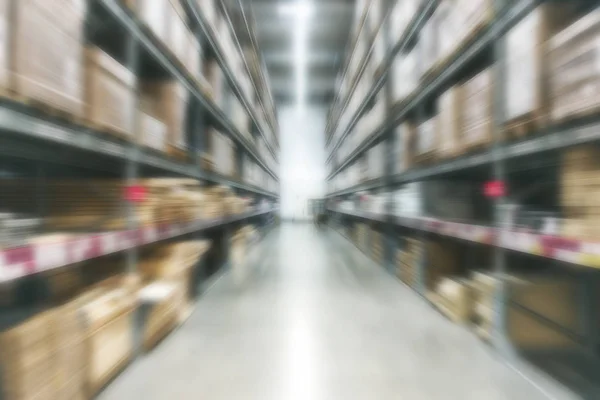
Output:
[{"xmin": 100, "ymin": 224, "xmax": 570, "ymax": 400}]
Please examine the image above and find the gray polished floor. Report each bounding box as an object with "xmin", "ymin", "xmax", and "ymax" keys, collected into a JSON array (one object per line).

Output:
[{"xmin": 100, "ymin": 223, "xmax": 575, "ymax": 400}]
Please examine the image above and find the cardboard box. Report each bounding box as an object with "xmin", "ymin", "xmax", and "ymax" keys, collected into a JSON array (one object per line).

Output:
[
  {"xmin": 12, "ymin": 0, "xmax": 85, "ymax": 117},
  {"xmin": 462, "ymin": 68, "xmax": 493, "ymax": 150},
  {"xmin": 204, "ymin": 59, "xmax": 225, "ymax": 106},
  {"xmin": 434, "ymin": 277, "xmax": 472, "ymax": 323},
  {"xmin": 391, "ymin": 49, "xmax": 419, "ymax": 103},
  {"xmin": 141, "ymin": 81, "xmax": 189, "ymax": 151},
  {"xmin": 85, "ymin": 48, "xmax": 136, "ymax": 137},
  {"xmin": 139, "ymin": 111, "xmax": 167, "ymax": 153},
  {"xmin": 505, "ymin": 3, "xmax": 581, "ymax": 122},
  {"xmin": 549, "ymin": 10, "xmax": 600, "ymax": 123},
  {"xmin": 438, "ymin": 85, "xmax": 463, "ymax": 158}
]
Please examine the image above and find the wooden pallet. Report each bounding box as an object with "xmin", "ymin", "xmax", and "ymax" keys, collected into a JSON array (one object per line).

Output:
[
  {"xmin": 168, "ymin": 145, "xmax": 189, "ymax": 162},
  {"xmin": 413, "ymin": 151, "xmax": 437, "ymax": 165},
  {"xmin": 552, "ymin": 102, "xmax": 600, "ymax": 126},
  {"xmin": 504, "ymin": 112, "xmax": 546, "ymax": 139},
  {"xmin": 9, "ymin": 91, "xmax": 83, "ymax": 126},
  {"xmin": 434, "ymin": 12, "xmax": 493, "ymax": 75}
]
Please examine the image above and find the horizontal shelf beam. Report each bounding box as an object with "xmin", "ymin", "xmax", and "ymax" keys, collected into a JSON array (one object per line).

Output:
[
  {"xmin": 101, "ymin": 0, "xmax": 278, "ymax": 181},
  {"xmin": 326, "ymin": 0, "xmax": 537, "ymax": 179},
  {"xmin": 0, "ymin": 208, "xmax": 278, "ymax": 282},
  {"xmin": 0, "ymin": 107, "xmax": 278, "ymax": 198},
  {"xmin": 329, "ymin": 208, "xmax": 600, "ymax": 270}
]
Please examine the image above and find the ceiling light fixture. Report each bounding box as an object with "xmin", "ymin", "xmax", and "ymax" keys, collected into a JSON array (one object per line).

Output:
[{"xmin": 285, "ymin": 0, "xmax": 312, "ymax": 113}]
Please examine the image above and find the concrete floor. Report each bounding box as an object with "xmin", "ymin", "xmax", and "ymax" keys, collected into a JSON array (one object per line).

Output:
[{"xmin": 100, "ymin": 223, "xmax": 576, "ymax": 400}]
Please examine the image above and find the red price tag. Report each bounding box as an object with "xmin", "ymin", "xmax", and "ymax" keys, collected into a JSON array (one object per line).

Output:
[
  {"xmin": 484, "ymin": 180, "xmax": 506, "ymax": 198},
  {"xmin": 124, "ymin": 185, "xmax": 147, "ymax": 202}
]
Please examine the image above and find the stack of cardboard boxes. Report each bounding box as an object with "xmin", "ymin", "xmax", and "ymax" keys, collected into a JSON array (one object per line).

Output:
[
  {"xmin": 138, "ymin": 241, "xmax": 211, "ymax": 350},
  {"xmin": 560, "ymin": 146, "xmax": 600, "ymax": 240},
  {"xmin": 396, "ymin": 238, "xmax": 422, "ymax": 289},
  {"xmin": 549, "ymin": 9, "xmax": 600, "ymax": 123}
]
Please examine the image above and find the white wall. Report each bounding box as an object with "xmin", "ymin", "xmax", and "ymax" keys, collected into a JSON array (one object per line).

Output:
[{"xmin": 279, "ymin": 105, "xmax": 327, "ymax": 221}]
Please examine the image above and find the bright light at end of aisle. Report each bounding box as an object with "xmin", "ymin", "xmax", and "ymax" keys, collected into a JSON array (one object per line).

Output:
[{"xmin": 279, "ymin": 0, "xmax": 313, "ymax": 114}]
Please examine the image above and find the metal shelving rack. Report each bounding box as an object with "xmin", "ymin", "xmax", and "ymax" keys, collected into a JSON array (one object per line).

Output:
[
  {"xmin": 324, "ymin": 0, "xmax": 600, "ymax": 397},
  {"xmin": 0, "ymin": 0, "xmax": 280, "ymax": 283}
]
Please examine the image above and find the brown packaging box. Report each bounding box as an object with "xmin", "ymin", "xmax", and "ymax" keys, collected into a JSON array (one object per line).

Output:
[
  {"xmin": 549, "ymin": 10, "xmax": 600, "ymax": 123},
  {"xmin": 141, "ymin": 81, "xmax": 189, "ymax": 151},
  {"xmin": 505, "ymin": 3, "xmax": 581, "ymax": 123},
  {"xmin": 438, "ymin": 85, "xmax": 463, "ymax": 158},
  {"xmin": 12, "ymin": 0, "xmax": 86, "ymax": 117},
  {"xmin": 168, "ymin": 0, "xmax": 190, "ymax": 65},
  {"xmin": 85, "ymin": 48, "xmax": 136, "ymax": 138},
  {"xmin": 462, "ymin": 68, "xmax": 493, "ymax": 151}
]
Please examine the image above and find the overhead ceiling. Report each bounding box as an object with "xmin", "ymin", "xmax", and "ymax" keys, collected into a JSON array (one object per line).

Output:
[{"xmin": 249, "ymin": 0, "xmax": 355, "ymax": 106}]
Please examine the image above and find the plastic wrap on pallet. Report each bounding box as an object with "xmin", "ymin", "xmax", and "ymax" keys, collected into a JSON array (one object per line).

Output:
[
  {"xmin": 138, "ymin": 111, "xmax": 167, "ymax": 153},
  {"xmin": 505, "ymin": 4, "xmax": 580, "ymax": 122},
  {"xmin": 390, "ymin": 0, "xmax": 422, "ymax": 46},
  {"xmin": 13, "ymin": 0, "xmax": 85, "ymax": 118},
  {"xmin": 391, "ymin": 49, "xmax": 419, "ymax": 103},
  {"xmin": 137, "ymin": 0, "xmax": 169, "ymax": 44},
  {"xmin": 549, "ymin": 10, "xmax": 600, "ymax": 123},
  {"xmin": 416, "ymin": 117, "xmax": 437, "ymax": 158},
  {"xmin": 85, "ymin": 48, "xmax": 136, "ymax": 138},
  {"xmin": 462, "ymin": 68, "xmax": 493, "ymax": 150},
  {"xmin": 438, "ymin": 85, "xmax": 462, "ymax": 158}
]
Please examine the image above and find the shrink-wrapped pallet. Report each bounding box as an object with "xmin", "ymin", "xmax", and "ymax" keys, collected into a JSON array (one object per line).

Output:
[
  {"xmin": 136, "ymin": 0, "xmax": 169, "ymax": 44},
  {"xmin": 85, "ymin": 48, "xmax": 136, "ymax": 138},
  {"xmin": 391, "ymin": 49, "xmax": 419, "ymax": 103},
  {"xmin": 505, "ymin": 4, "xmax": 580, "ymax": 124},
  {"xmin": 206, "ymin": 128, "xmax": 237, "ymax": 177}
]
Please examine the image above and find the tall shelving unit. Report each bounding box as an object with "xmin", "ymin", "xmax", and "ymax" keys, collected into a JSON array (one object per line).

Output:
[
  {"xmin": 0, "ymin": 1, "xmax": 279, "ymax": 395},
  {"xmin": 0, "ymin": 0, "xmax": 279, "ymax": 282},
  {"xmin": 325, "ymin": 0, "xmax": 600, "ymax": 397}
]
